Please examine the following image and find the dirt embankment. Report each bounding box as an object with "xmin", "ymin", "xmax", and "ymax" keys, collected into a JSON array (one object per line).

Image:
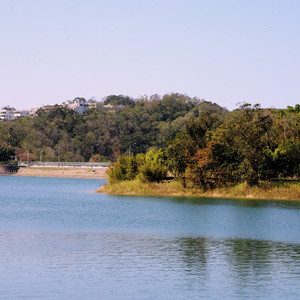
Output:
[{"xmin": 14, "ymin": 167, "xmax": 108, "ymax": 179}]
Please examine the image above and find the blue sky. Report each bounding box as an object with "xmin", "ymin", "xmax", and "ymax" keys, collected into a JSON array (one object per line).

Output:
[{"xmin": 0, "ymin": 0, "xmax": 299, "ymax": 110}]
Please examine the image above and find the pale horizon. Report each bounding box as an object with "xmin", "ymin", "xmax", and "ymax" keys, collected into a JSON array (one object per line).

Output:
[{"xmin": 1, "ymin": 0, "xmax": 299, "ymax": 111}]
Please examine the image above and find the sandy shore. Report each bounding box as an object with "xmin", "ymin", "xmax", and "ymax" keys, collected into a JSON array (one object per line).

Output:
[{"xmin": 14, "ymin": 167, "xmax": 108, "ymax": 179}]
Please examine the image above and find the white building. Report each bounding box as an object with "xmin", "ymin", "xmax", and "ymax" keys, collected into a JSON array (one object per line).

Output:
[
  {"xmin": 0, "ymin": 106, "xmax": 16, "ymax": 121},
  {"xmin": 14, "ymin": 110, "xmax": 30, "ymax": 119},
  {"xmin": 63, "ymin": 99, "xmax": 92, "ymax": 115},
  {"xmin": 0, "ymin": 106, "xmax": 31, "ymax": 121},
  {"xmin": 75, "ymin": 102, "xmax": 90, "ymax": 115}
]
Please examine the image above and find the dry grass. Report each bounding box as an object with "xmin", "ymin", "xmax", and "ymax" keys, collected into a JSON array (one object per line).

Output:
[{"xmin": 97, "ymin": 179, "xmax": 300, "ymax": 201}]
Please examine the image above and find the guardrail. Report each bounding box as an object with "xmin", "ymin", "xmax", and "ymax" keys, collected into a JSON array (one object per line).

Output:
[
  {"xmin": 0, "ymin": 163, "xmax": 19, "ymax": 174},
  {"xmin": 19, "ymin": 162, "xmax": 110, "ymax": 168}
]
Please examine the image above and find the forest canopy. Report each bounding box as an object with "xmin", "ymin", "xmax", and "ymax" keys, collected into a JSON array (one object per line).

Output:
[{"xmin": 0, "ymin": 93, "xmax": 299, "ymax": 185}]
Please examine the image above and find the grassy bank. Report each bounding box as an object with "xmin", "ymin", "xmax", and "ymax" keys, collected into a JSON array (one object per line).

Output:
[{"xmin": 97, "ymin": 179, "xmax": 300, "ymax": 201}]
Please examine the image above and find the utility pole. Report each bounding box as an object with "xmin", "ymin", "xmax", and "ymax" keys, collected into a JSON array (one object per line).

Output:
[
  {"xmin": 40, "ymin": 150, "xmax": 44, "ymax": 162},
  {"xmin": 129, "ymin": 143, "xmax": 136, "ymax": 157}
]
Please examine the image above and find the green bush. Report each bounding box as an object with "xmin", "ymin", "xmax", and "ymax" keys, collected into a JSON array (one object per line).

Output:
[
  {"xmin": 139, "ymin": 161, "xmax": 168, "ymax": 183},
  {"xmin": 108, "ymin": 155, "xmax": 138, "ymax": 183}
]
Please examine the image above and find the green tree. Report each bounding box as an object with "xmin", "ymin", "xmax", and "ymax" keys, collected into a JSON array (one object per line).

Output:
[
  {"xmin": 138, "ymin": 148, "xmax": 168, "ymax": 183},
  {"xmin": 0, "ymin": 146, "xmax": 15, "ymax": 162},
  {"xmin": 273, "ymin": 141, "xmax": 300, "ymax": 179},
  {"xmin": 104, "ymin": 95, "xmax": 135, "ymax": 107},
  {"xmin": 212, "ymin": 104, "xmax": 273, "ymax": 185},
  {"xmin": 108, "ymin": 155, "xmax": 138, "ymax": 183}
]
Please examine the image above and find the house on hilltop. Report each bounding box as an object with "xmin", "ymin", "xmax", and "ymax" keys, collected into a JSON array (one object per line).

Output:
[
  {"xmin": 63, "ymin": 97, "xmax": 96, "ymax": 115},
  {"xmin": 0, "ymin": 106, "xmax": 16, "ymax": 121}
]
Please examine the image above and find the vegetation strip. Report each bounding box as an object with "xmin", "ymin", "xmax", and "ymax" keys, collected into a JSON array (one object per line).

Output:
[{"xmin": 98, "ymin": 180, "xmax": 300, "ymax": 201}]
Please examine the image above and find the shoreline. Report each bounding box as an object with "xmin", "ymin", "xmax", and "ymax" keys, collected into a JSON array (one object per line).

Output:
[
  {"xmin": 14, "ymin": 167, "xmax": 109, "ymax": 179},
  {"xmin": 11, "ymin": 168, "xmax": 300, "ymax": 201},
  {"xmin": 97, "ymin": 180, "xmax": 300, "ymax": 201}
]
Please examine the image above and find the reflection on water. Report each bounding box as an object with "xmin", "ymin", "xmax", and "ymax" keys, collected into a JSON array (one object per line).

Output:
[
  {"xmin": 155, "ymin": 195, "xmax": 300, "ymax": 209},
  {"xmin": 0, "ymin": 176, "xmax": 300, "ymax": 299},
  {"xmin": 179, "ymin": 237, "xmax": 300, "ymax": 299},
  {"xmin": 0, "ymin": 231, "xmax": 299, "ymax": 300}
]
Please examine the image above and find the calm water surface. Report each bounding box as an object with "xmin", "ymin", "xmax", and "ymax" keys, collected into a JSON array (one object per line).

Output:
[{"xmin": 0, "ymin": 176, "xmax": 299, "ymax": 299}]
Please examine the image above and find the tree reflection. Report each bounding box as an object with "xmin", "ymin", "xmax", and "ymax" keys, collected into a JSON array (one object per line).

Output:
[
  {"xmin": 223, "ymin": 237, "xmax": 300, "ymax": 297},
  {"xmin": 177, "ymin": 237, "xmax": 209, "ymax": 277},
  {"xmin": 176, "ymin": 236, "xmax": 300, "ymax": 292},
  {"xmin": 225, "ymin": 239, "xmax": 273, "ymax": 276}
]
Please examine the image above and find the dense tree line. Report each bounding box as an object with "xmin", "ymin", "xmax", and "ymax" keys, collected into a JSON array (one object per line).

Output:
[
  {"xmin": 0, "ymin": 93, "xmax": 299, "ymax": 185},
  {"xmin": 108, "ymin": 101, "xmax": 300, "ymax": 186},
  {"xmin": 0, "ymin": 93, "xmax": 225, "ymax": 162}
]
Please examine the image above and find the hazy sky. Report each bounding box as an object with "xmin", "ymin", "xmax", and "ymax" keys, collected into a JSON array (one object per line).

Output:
[{"xmin": 1, "ymin": 0, "xmax": 299, "ymax": 110}]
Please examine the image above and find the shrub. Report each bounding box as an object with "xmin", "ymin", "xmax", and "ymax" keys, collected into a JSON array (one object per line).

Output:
[
  {"xmin": 108, "ymin": 155, "xmax": 138, "ymax": 183},
  {"xmin": 139, "ymin": 161, "xmax": 168, "ymax": 183}
]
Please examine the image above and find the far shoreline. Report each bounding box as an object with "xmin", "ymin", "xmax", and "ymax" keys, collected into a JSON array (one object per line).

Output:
[{"xmin": 13, "ymin": 166, "xmax": 109, "ymax": 179}]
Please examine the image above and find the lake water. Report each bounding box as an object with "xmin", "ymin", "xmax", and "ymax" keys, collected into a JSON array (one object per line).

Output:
[{"xmin": 0, "ymin": 176, "xmax": 299, "ymax": 299}]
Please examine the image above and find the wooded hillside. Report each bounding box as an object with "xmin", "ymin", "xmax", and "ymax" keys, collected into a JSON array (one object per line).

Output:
[{"xmin": 1, "ymin": 94, "xmax": 299, "ymax": 185}]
